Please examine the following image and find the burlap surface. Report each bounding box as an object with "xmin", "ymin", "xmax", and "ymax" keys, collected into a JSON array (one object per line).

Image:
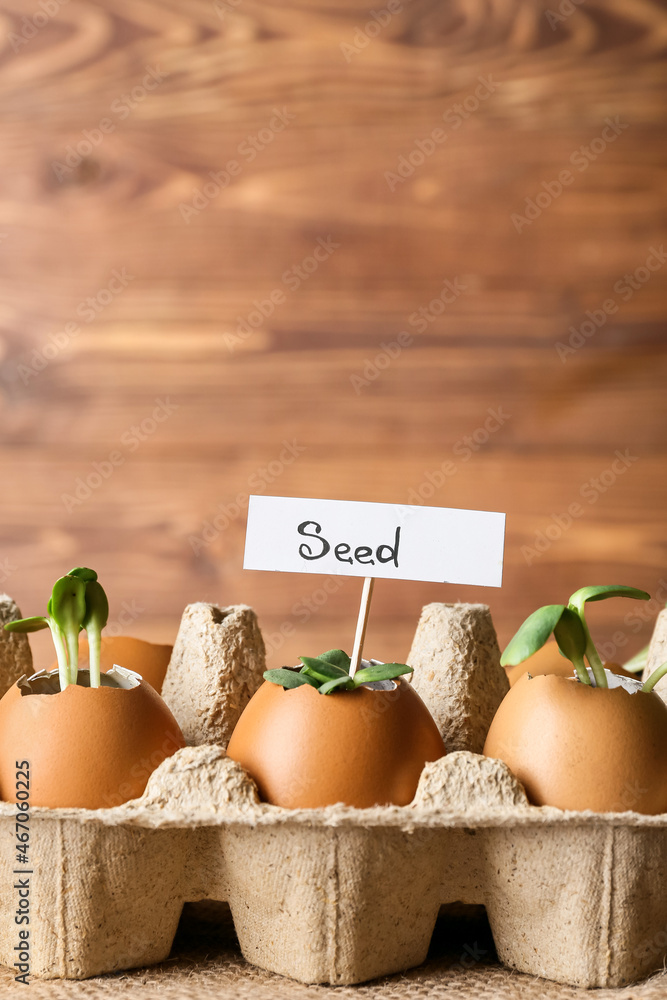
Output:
[{"xmin": 2, "ymin": 903, "xmax": 665, "ymax": 999}]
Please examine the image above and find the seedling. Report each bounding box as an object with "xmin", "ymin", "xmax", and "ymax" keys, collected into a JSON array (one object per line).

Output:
[
  {"xmin": 4, "ymin": 567, "xmax": 109, "ymax": 690},
  {"xmin": 501, "ymin": 584, "xmax": 667, "ymax": 691},
  {"xmin": 264, "ymin": 648, "xmax": 413, "ymax": 694}
]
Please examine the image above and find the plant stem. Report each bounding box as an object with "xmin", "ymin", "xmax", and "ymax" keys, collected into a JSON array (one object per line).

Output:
[
  {"xmin": 571, "ymin": 608, "xmax": 607, "ymax": 687},
  {"xmin": 87, "ymin": 626, "xmax": 101, "ymax": 688},
  {"xmin": 50, "ymin": 622, "xmax": 70, "ymax": 690},
  {"xmin": 65, "ymin": 629, "xmax": 79, "ymax": 687},
  {"xmin": 572, "ymin": 656, "xmax": 591, "ymax": 685},
  {"xmin": 642, "ymin": 661, "xmax": 667, "ymax": 694},
  {"xmin": 584, "ymin": 639, "xmax": 608, "ymax": 688},
  {"xmin": 569, "ymin": 595, "xmax": 608, "ymax": 688}
]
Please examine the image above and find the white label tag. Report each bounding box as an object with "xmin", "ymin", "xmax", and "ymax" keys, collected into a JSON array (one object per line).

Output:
[{"xmin": 243, "ymin": 496, "xmax": 505, "ymax": 587}]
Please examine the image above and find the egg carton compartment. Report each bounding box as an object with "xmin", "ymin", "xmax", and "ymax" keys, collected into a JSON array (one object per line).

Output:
[{"xmin": 0, "ymin": 598, "xmax": 667, "ymax": 988}]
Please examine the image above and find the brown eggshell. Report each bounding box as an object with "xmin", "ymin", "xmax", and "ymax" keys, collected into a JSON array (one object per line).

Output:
[
  {"xmin": 226, "ymin": 676, "xmax": 446, "ymax": 809},
  {"xmin": 0, "ymin": 673, "xmax": 185, "ymax": 809},
  {"xmin": 484, "ymin": 672, "xmax": 667, "ymax": 814},
  {"xmin": 505, "ymin": 641, "xmax": 637, "ymax": 686},
  {"xmin": 49, "ymin": 636, "xmax": 173, "ymax": 693}
]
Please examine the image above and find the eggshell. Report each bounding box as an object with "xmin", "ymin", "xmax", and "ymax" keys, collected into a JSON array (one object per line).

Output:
[
  {"xmin": 0, "ymin": 671, "xmax": 185, "ymax": 809},
  {"xmin": 49, "ymin": 636, "xmax": 173, "ymax": 693},
  {"xmin": 505, "ymin": 641, "xmax": 637, "ymax": 686},
  {"xmin": 226, "ymin": 676, "xmax": 446, "ymax": 809},
  {"xmin": 484, "ymin": 672, "xmax": 667, "ymax": 813}
]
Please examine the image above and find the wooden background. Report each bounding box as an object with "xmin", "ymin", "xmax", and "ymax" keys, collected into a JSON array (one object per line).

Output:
[{"xmin": 0, "ymin": 0, "xmax": 666, "ymax": 671}]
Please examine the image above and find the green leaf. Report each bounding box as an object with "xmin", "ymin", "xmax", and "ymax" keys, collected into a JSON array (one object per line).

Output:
[
  {"xmin": 67, "ymin": 567, "xmax": 98, "ymax": 582},
  {"xmin": 500, "ymin": 605, "xmax": 566, "ymax": 667},
  {"xmin": 553, "ymin": 608, "xmax": 590, "ymax": 684},
  {"xmin": 264, "ymin": 668, "xmax": 319, "ymax": 689},
  {"xmin": 51, "ymin": 575, "xmax": 88, "ymax": 686},
  {"xmin": 317, "ymin": 649, "xmax": 351, "ymax": 674},
  {"xmin": 81, "ymin": 580, "xmax": 109, "ymax": 631},
  {"xmin": 318, "ymin": 675, "xmax": 354, "ymax": 695},
  {"xmin": 569, "ymin": 585, "xmax": 650, "ymax": 614},
  {"xmin": 51, "ymin": 575, "xmax": 87, "ymax": 631},
  {"xmin": 299, "ymin": 655, "xmax": 350, "ymax": 682},
  {"xmin": 3, "ymin": 616, "xmax": 49, "ymax": 633},
  {"xmin": 353, "ymin": 663, "xmax": 414, "ymax": 685},
  {"xmin": 553, "ymin": 608, "xmax": 587, "ymax": 661}
]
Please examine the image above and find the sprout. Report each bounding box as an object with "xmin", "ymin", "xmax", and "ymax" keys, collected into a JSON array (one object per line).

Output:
[
  {"xmin": 264, "ymin": 648, "xmax": 413, "ymax": 694},
  {"xmin": 4, "ymin": 568, "xmax": 109, "ymax": 690},
  {"xmin": 642, "ymin": 661, "xmax": 667, "ymax": 694},
  {"xmin": 501, "ymin": 585, "xmax": 651, "ymax": 689},
  {"xmin": 553, "ymin": 608, "xmax": 588, "ymax": 685},
  {"xmin": 71, "ymin": 569, "xmax": 109, "ymax": 689}
]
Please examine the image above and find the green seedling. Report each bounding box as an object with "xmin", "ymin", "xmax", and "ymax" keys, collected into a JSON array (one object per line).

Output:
[
  {"xmin": 74, "ymin": 572, "xmax": 109, "ymax": 689},
  {"xmin": 4, "ymin": 568, "xmax": 109, "ymax": 690},
  {"xmin": 502, "ymin": 584, "xmax": 667, "ymax": 691},
  {"xmin": 264, "ymin": 647, "xmax": 413, "ymax": 694}
]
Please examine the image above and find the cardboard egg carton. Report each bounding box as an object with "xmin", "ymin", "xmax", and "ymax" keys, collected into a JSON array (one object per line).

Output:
[{"xmin": 1, "ymin": 596, "xmax": 667, "ymax": 988}]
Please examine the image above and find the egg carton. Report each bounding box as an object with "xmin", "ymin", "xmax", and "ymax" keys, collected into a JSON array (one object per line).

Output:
[{"xmin": 1, "ymin": 596, "xmax": 667, "ymax": 989}]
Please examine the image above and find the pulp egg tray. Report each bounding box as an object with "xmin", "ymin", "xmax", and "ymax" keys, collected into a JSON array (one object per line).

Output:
[{"xmin": 1, "ymin": 596, "xmax": 667, "ymax": 989}]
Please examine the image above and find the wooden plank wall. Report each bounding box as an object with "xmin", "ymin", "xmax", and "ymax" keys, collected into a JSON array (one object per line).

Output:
[{"xmin": 0, "ymin": 0, "xmax": 666, "ymax": 670}]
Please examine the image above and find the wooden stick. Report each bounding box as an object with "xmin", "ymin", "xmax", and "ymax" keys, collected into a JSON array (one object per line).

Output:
[{"xmin": 349, "ymin": 577, "xmax": 375, "ymax": 678}]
